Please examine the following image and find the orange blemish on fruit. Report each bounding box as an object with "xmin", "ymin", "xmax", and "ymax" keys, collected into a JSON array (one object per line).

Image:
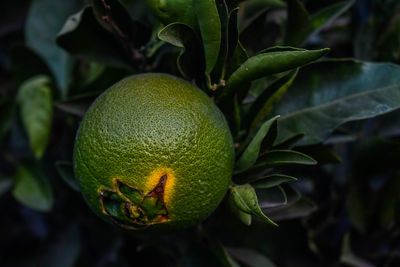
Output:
[{"xmin": 145, "ymin": 167, "xmax": 175, "ymax": 205}]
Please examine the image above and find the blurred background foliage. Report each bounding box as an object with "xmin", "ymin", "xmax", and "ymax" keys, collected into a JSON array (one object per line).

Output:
[{"xmin": 1, "ymin": 0, "xmax": 400, "ymax": 266}]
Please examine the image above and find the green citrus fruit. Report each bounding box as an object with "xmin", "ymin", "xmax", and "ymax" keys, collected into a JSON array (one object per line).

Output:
[
  {"xmin": 146, "ymin": 0, "xmax": 197, "ymax": 29},
  {"xmin": 73, "ymin": 73, "xmax": 234, "ymax": 230}
]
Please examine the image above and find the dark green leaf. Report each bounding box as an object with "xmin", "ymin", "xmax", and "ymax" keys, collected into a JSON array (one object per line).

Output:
[
  {"xmin": 55, "ymin": 161, "xmax": 80, "ymax": 192},
  {"xmin": 296, "ymin": 144, "xmax": 342, "ymax": 164},
  {"xmin": 91, "ymin": 0, "xmax": 150, "ymax": 48},
  {"xmin": 17, "ymin": 76, "xmax": 53, "ymax": 159},
  {"xmin": 226, "ymin": 247, "xmax": 277, "ymax": 267},
  {"xmin": 54, "ymin": 91, "xmax": 99, "ymax": 117},
  {"xmin": 193, "ymin": 0, "xmax": 222, "ymax": 74},
  {"xmin": 285, "ymin": 0, "xmax": 309, "ymax": 46},
  {"xmin": 226, "ymin": 8, "xmax": 239, "ymax": 65},
  {"xmin": 57, "ymin": 7, "xmax": 133, "ymax": 68},
  {"xmin": 210, "ymin": 0, "xmax": 229, "ymax": 84},
  {"xmin": 230, "ymin": 184, "xmax": 278, "ymax": 226},
  {"xmin": 12, "ymin": 163, "xmax": 53, "ymax": 212},
  {"xmin": 236, "ymin": 116, "xmax": 280, "ymax": 172},
  {"xmin": 252, "ymin": 174, "xmax": 298, "ymax": 189},
  {"xmin": 253, "ymin": 150, "xmax": 317, "ymax": 170},
  {"xmin": 308, "ymin": 1, "xmax": 355, "ymax": 39},
  {"xmin": 246, "ymin": 69, "xmax": 298, "ymax": 133},
  {"xmin": 25, "ymin": 0, "xmax": 82, "ymax": 95},
  {"xmin": 274, "ymin": 60, "xmax": 400, "ymax": 146},
  {"xmin": 224, "ymin": 48, "xmax": 329, "ymax": 96},
  {"xmin": 158, "ymin": 23, "xmax": 205, "ymax": 80}
]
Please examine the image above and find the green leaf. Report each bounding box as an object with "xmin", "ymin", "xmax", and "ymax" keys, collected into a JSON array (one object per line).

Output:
[
  {"xmin": 274, "ymin": 60, "xmax": 400, "ymax": 146},
  {"xmin": 17, "ymin": 76, "xmax": 53, "ymax": 159},
  {"xmin": 210, "ymin": 0, "xmax": 229, "ymax": 84},
  {"xmin": 56, "ymin": 7, "xmax": 133, "ymax": 68},
  {"xmin": 246, "ymin": 69, "xmax": 298, "ymax": 134},
  {"xmin": 224, "ymin": 48, "xmax": 329, "ymax": 96},
  {"xmin": 236, "ymin": 116, "xmax": 280, "ymax": 172},
  {"xmin": 12, "ymin": 163, "xmax": 53, "ymax": 212},
  {"xmin": 158, "ymin": 23, "xmax": 205, "ymax": 80},
  {"xmin": 55, "ymin": 161, "xmax": 80, "ymax": 192},
  {"xmin": 226, "ymin": 247, "xmax": 277, "ymax": 267},
  {"xmin": 285, "ymin": 0, "xmax": 310, "ymax": 46},
  {"xmin": 54, "ymin": 92, "xmax": 99, "ymax": 117},
  {"xmin": 251, "ymin": 174, "xmax": 298, "ymax": 189},
  {"xmin": 230, "ymin": 184, "xmax": 278, "ymax": 226},
  {"xmin": 253, "ymin": 150, "xmax": 317, "ymax": 169},
  {"xmin": 25, "ymin": 0, "xmax": 82, "ymax": 96},
  {"xmin": 91, "ymin": 0, "xmax": 150, "ymax": 48},
  {"xmin": 229, "ymin": 189, "xmax": 252, "ymax": 225},
  {"xmin": 308, "ymin": 1, "xmax": 355, "ymax": 39},
  {"xmin": 193, "ymin": 0, "xmax": 222, "ymax": 74},
  {"xmin": 286, "ymin": 0, "xmax": 355, "ymax": 46}
]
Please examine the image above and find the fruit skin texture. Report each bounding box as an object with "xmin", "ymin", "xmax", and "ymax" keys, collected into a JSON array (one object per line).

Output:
[
  {"xmin": 73, "ymin": 73, "xmax": 234, "ymax": 230},
  {"xmin": 146, "ymin": 0, "xmax": 197, "ymax": 29}
]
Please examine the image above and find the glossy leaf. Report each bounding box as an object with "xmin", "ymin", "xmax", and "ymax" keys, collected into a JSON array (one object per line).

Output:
[
  {"xmin": 193, "ymin": 0, "xmax": 222, "ymax": 74},
  {"xmin": 224, "ymin": 48, "xmax": 329, "ymax": 96},
  {"xmin": 57, "ymin": 7, "xmax": 132, "ymax": 68},
  {"xmin": 230, "ymin": 184, "xmax": 278, "ymax": 226},
  {"xmin": 25, "ymin": 0, "xmax": 82, "ymax": 95},
  {"xmin": 274, "ymin": 60, "xmax": 400, "ymax": 146},
  {"xmin": 246, "ymin": 69, "xmax": 298, "ymax": 133},
  {"xmin": 55, "ymin": 161, "xmax": 80, "ymax": 192},
  {"xmin": 236, "ymin": 116, "xmax": 280, "ymax": 172},
  {"xmin": 12, "ymin": 164, "xmax": 53, "ymax": 212},
  {"xmin": 158, "ymin": 23, "xmax": 205, "ymax": 80},
  {"xmin": 252, "ymin": 174, "xmax": 298, "ymax": 189},
  {"xmin": 17, "ymin": 76, "xmax": 53, "ymax": 159},
  {"xmin": 252, "ymin": 150, "xmax": 317, "ymax": 170}
]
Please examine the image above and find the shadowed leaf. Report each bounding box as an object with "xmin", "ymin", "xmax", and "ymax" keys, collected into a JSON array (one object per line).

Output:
[
  {"xmin": 12, "ymin": 163, "xmax": 53, "ymax": 212},
  {"xmin": 230, "ymin": 184, "xmax": 278, "ymax": 226},
  {"xmin": 17, "ymin": 76, "xmax": 53, "ymax": 158}
]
